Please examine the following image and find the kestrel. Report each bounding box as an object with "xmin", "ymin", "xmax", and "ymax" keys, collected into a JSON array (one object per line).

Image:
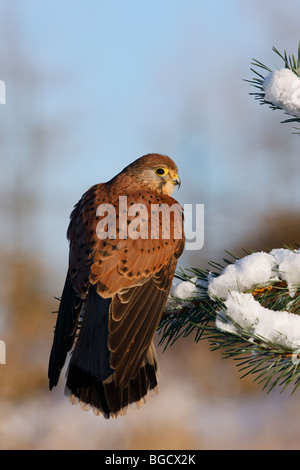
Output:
[{"xmin": 48, "ymin": 153, "xmax": 185, "ymax": 418}]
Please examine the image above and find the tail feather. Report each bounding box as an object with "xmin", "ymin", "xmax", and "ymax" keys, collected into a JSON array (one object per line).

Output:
[
  {"xmin": 48, "ymin": 274, "xmax": 83, "ymax": 390},
  {"xmin": 64, "ymin": 285, "xmax": 158, "ymax": 418}
]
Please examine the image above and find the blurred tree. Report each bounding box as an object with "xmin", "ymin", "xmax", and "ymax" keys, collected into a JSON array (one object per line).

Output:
[
  {"xmin": 236, "ymin": 210, "xmax": 300, "ymax": 256},
  {"xmin": 0, "ymin": 5, "xmax": 60, "ymax": 400}
]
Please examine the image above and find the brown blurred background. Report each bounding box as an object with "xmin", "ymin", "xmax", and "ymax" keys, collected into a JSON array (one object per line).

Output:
[{"xmin": 0, "ymin": 0, "xmax": 300, "ymax": 449}]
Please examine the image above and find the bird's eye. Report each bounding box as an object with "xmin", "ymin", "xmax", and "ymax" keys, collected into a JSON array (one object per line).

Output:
[{"xmin": 155, "ymin": 167, "xmax": 168, "ymax": 176}]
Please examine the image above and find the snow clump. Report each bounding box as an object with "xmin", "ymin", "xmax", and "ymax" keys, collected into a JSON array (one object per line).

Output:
[
  {"xmin": 263, "ymin": 68, "xmax": 300, "ymax": 117},
  {"xmin": 208, "ymin": 249, "xmax": 300, "ymax": 349}
]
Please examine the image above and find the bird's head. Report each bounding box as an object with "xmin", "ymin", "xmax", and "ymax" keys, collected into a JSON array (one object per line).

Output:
[{"xmin": 121, "ymin": 153, "xmax": 181, "ymax": 196}]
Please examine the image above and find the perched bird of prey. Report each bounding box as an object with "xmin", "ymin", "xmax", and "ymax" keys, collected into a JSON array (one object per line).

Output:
[{"xmin": 48, "ymin": 153, "xmax": 185, "ymax": 418}]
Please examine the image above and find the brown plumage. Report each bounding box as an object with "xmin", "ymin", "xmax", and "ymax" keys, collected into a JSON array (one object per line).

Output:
[{"xmin": 48, "ymin": 153, "xmax": 185, "ymax": 418}]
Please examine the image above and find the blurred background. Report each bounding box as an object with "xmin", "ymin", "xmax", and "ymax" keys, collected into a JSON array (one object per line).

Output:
[{"xmin": 0, "ymin": 0, "xmax": 300, "ymax": 450}]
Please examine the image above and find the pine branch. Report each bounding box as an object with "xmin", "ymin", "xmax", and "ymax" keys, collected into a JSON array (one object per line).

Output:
[
  {"xmin": 246, "ymin": 42, "xmax": 300, "ymax": 134},
  {"xmin": 159, "ymin": 246, "xmax": 300, "ymax": 394}
]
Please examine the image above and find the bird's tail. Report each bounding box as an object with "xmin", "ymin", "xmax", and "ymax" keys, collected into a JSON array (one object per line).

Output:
[{"xmin": 65, "ymin": 285, "xmax": 159, "ymax": 418}]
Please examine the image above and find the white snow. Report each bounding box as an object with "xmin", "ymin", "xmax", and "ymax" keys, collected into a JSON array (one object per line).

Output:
[
  {"xmin": 208, "ymin": 249, "xmax": 300, "ymax": 299},
  {"xmin": 215, "ymin": 292, "xmax": 300, "ymax": 349},
  {"xmin": 167, "ymin": 249, "xmax": 300, "ymax": 349},
  {"xmin": 207, "ymin": 252, "xmax": 278, "ymax": 300},
  {"xmin": 272, "ymin": 248, "xmax": 300, "ymax": 298},
  {"xmin": 207, "ymin": 249, "xmax": 300, "ymax": 349},
  {"xmin": 170, "ymin": 276, "xmax": 202, "ymax": 299},
  {"xmin": 263, "ymin": 68, "xmax": 300, "ymax": 117},
  {"xmin": 166, "ymin": 276, "xmax": 206, "ymax": 310}
]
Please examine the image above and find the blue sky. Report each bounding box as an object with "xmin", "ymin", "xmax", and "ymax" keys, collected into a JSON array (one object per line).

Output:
[
  {"xmin": 1, "ymin": 0, "xmax": 300, "ymax": 284},
  {"xmin": 12, "ymin": 0, "xmax": 261, "ymax": 180}
]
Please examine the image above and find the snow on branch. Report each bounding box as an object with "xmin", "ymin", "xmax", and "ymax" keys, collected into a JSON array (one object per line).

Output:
[
  {"xmin": 159, "ymin": 41, "xmax": 300, "ymax": 394},
  {"xmin": 160, "ymin": 247, "xmax": 300, "ymax": 393},
  {"xmin": 263, "ymin": 68, "xmax": 300, "ymax": 118},
  {"xmin": 208, "ymin": 249, "xmax": 300, "ymax": 350},
  {"xmin": 246, "ymin": 42, "xmax": 300, "ymax": 133}
]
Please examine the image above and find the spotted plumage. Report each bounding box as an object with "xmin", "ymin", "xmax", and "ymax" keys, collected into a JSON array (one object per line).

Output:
[{"xmin": 48, "ymin": 153, "xmax": 185, "ymax": 418}]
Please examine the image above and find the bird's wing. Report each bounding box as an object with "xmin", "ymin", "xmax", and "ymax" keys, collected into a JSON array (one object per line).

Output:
[
  {"xmin": 67, "ymin": 183, "xmax": 184, "ymax": 298},
  {"xmin": 108, "ymin": 255, "xmax": 179, "ymax": 386},
  {"xmin": 66, "ymin": 183, "xmax": 184, "ymax": 386}
]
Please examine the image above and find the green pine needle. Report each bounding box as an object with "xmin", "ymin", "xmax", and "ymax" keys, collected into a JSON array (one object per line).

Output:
[
  {"xmin": 246, "ymin": 42, "xmax": 300, "ymax": 134},
  {"xmin": 159, "ymin": 247, "xmax": 300, "ymax": 395}
]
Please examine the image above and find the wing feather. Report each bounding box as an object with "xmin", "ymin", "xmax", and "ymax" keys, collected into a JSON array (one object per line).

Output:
[{"xmin": 62, "ymin": 180, "xmax": 184, "ymax": 391}]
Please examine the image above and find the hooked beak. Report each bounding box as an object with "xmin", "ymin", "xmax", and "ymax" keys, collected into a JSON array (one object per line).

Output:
[{"xmin": 171, "ymin": 173, "xmax": 181, "ymax": 188}]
